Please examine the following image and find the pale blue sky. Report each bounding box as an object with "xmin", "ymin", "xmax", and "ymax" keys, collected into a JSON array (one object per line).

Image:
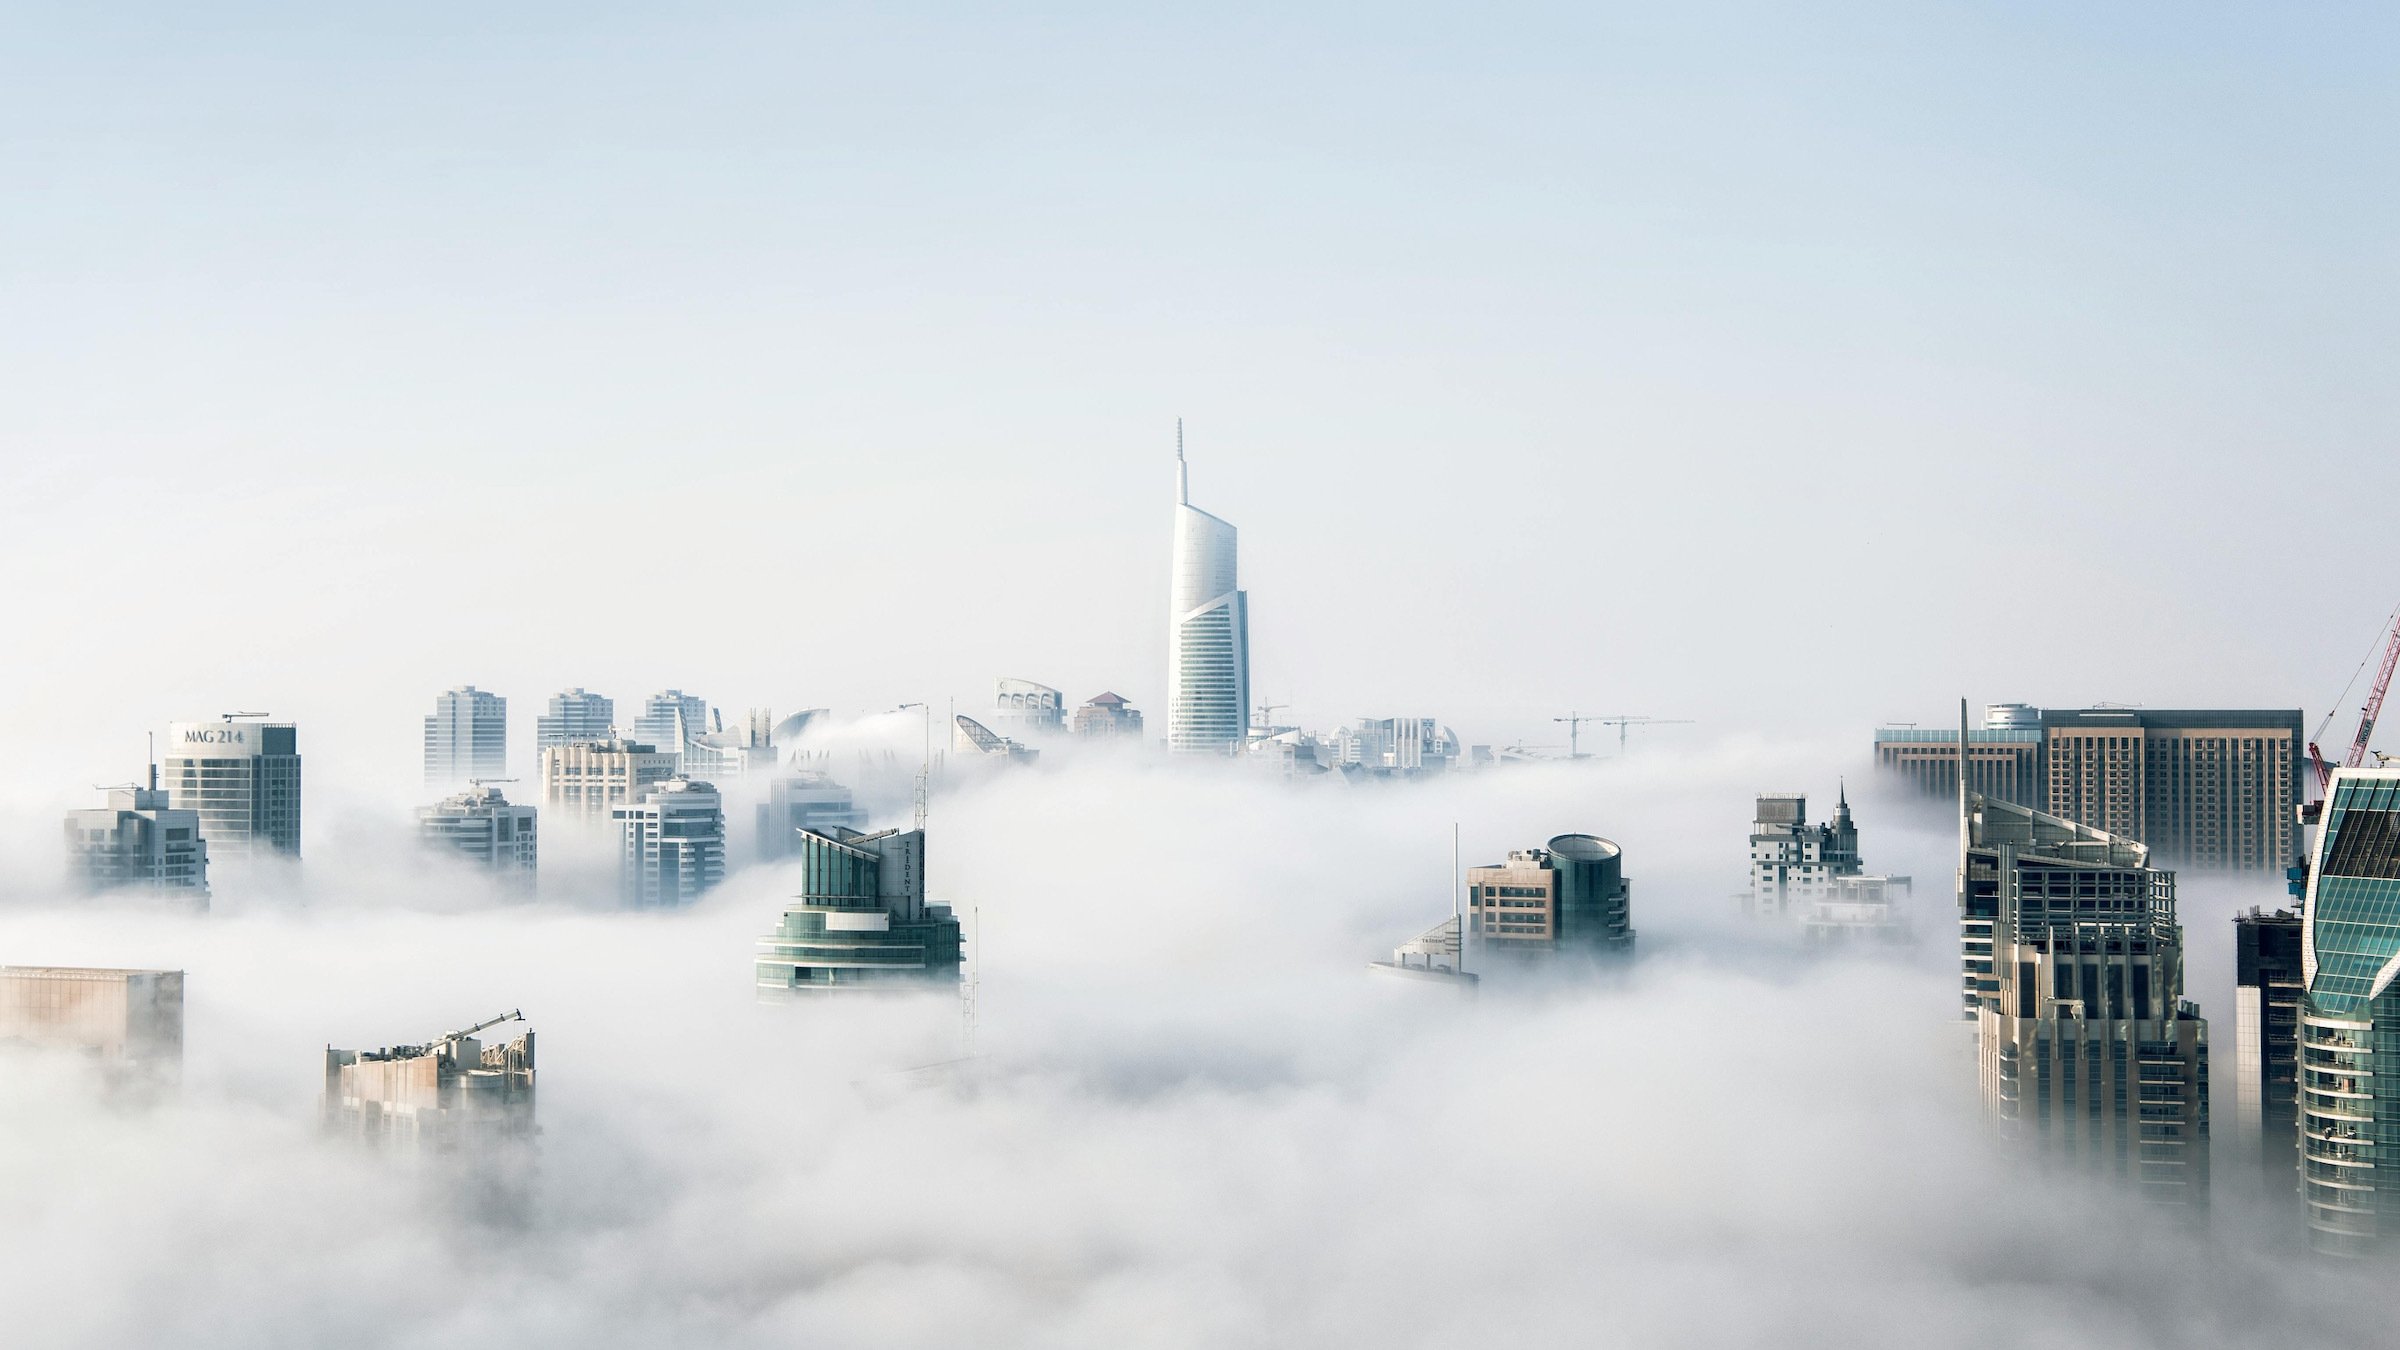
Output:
[{"xmin": 4, "ymin": 3, "xmax": 2396, "ymax": 785}]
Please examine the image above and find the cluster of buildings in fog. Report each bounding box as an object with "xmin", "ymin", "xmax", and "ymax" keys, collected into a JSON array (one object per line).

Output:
[{"xmin": 37, "ymin": 432, "xmax": 2400, "ymax": 1266}]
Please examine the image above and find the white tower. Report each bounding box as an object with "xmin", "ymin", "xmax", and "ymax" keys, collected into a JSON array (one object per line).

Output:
[{"xmin": 1167, "ymin": 421, "xmax": 1251, "ymax": 754}]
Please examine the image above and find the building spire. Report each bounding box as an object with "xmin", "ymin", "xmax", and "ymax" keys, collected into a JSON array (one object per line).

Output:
[{"xmin": 1175, "ymin": 417, "xmax": 1189, "ymax": 505}]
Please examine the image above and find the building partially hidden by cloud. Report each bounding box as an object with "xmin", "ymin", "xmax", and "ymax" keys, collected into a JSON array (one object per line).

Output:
[
  {"xmin": 756, "ymin": 826, "xmax": 962, "ymax": 995},
  {"xmin": 0, "ymin": 965, "xmax": 184, "ymax": 1088},
  {"xmin": 1467, "ymin": 834, "xmax": 1636, "ymax": 965},
  {"xmin": 418, "ymin": 784, "xmax": 539, "ymax": 887},
  {"xmin": 322, "ymin": 1011, "xmax": 536, "ymax": 1155},
  {"xmin": 614, "ymin": 778, "xmax": 725, "ymax": 907},
  {"xmin": 1070, "ymin": 691, "xmax": 1143, "ymax": 741},
  {"xmin": 164, "ymin": 716, "xmax": 301, "ymax": 861},
  {"xmin": 2294, "ymin": 767, "xmax": 2400, "ymax": 1257},
  {"xmin": 64, "ymin": 767, "xmax": 209, "ymax": 905}
]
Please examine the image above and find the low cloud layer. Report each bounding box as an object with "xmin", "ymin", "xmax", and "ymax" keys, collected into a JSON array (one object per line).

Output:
[{"xmin": 0, "ymin": 751, "xmax": 2387, "ymax": 1348}]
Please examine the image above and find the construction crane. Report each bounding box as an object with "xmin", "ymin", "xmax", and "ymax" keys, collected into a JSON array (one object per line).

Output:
[
  {"xmin": 2311, "ymin": 605, "xmax": 2400, "ymax": 793},
  {"xmin": 1553, "ymin": 713, "xmax": 1694, "ymax": 758},
  {"xmin": 446, "ymin": 1010, "xmax": 524, "ymax": 1042}
]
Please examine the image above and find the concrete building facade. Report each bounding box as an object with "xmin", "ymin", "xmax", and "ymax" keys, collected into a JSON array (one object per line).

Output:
[
  {"xmin": 163, "ymin": 718, "xmax": 301, "ymax": 860},
  {"xmin": 423, "ymin": 686, "xmax": 507, "ymax": 787},
  {"xmin": 539, "ymin": 737, "xmax": 678, "ymax": 825},
  {"xmin": 1071, "ymin": 692, "xmax": 1145, "ymax": 740},
  {"xmin": 64, "ymin": 770, "xmax": 208, "ymax": 901},
  {"xmin": 1744, "ymin": 789, "xmax": 1860, "ymax": 917},
  {"xmin": 614, "ymin": 778, "xmax": 725, "ymax": 907},
  {"xmin": 418, "ymin": 785, "xmax": 539, "ymax": 882},
  {"xmin": 755, "ymin": 826, "xmax": 963, "ymax": 994},
  {"xmin": 1467, "ymin": 834, "xmax": 1635, "ymax": 962},
  {"xmin": 1877, "ymin": 704, "xmax": 2303, "ymax": 872},
  {"xmin": 1962, "ymin": 789, "xmax": 2210, "ymax": 1207},
  {"xmin": 535, "ymin": 688, "xmax": 614, "ymax": 749},
  {"xmin": 633, "ymin": 690, "xmax": 708, "ymax": 762},
  {"xmin": 993, "ymin": 679, "xmax": 1065, "ymax": 738},
  {"xmin": 0, "ymin": 966, "xmax": 184, "ymax": 1079},
  {"xmin": 324, "ymin": 1012, "xmax": 535, "ymax": 1155}
]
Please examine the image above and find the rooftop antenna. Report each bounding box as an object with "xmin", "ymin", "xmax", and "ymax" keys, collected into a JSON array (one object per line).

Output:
[
  {"xmin": 1175, "ymin": 417, "xmax": 1189, "ymax": 505},
  {"xmin": 147, "ymin": 732, "xmax": 156, "ymax": 792},
  {"xmin": 1453, "ymin": 821, "xmax": 1465, "ymax": 976}
]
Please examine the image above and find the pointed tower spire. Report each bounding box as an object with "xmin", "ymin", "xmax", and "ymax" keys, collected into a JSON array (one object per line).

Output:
[{"xmin": 1175, "ymin": 417, "xmax": 1189, "ymax": 505}]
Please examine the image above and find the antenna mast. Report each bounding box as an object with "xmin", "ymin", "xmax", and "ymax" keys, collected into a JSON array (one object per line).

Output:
[{"xmin": 1175, "ymin": 417, "xmax": 1189, "ymax": 505}]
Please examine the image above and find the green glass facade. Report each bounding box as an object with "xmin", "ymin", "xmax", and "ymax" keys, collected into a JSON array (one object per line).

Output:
[
  {"xmin": 755, "ymin": 827, "xmax": 963, "ymax": 996},
  {"xmin": 2300, "ymin": 770, "xmax": 2400, "ymax": 1256}
]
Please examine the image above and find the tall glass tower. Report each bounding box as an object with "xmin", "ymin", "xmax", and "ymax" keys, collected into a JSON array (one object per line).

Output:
[
  {"xmin": 2298, "ymin": 767, "xmax": 2400, "ymax": 1257},
  {"xmin": 1167, "ymin": 423, "xmax": 1250, "ymax": 755}
]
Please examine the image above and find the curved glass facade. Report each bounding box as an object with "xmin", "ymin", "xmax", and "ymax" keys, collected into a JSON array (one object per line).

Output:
[
  {"xmin": 2299, "ymin": 769, "xmax": 2400, "ymax": 1256},
  {"xmin": 1168, "ymin": 475, "xmax": 1250, "ymax": 755}
]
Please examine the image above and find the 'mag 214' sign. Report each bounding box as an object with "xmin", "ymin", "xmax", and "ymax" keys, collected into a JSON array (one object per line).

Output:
[{"xmin": 170, "ymin": 722, "xmax": 256, "ymax": 750}]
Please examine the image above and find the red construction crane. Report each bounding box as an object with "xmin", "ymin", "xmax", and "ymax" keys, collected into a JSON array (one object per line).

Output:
[{"xmin": 2310, "ymin": 607, "xmax": 2400, "ymax": 793}]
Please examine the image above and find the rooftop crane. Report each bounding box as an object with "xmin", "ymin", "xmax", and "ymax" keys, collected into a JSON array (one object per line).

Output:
[{"xmin": 2310, "ymin": 606, "xmax": 2400, "ymax": 794}]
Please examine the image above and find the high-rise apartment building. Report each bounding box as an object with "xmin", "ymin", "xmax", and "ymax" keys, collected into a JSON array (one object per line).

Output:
[
  {"xmin": 423, "ymin": 686, "xmax": 507, "ymax": 786},
  {"xmin": 756, "ymin": 771, "xmax": 869, "ymax": 861},
  {"xmin": 754, "ymin": 826, "xmax": 962, "ymax": 994},
  {"xmin": 0, "ymin": 966, "xmax": 184, "ymax": 1080},
  {"xmin": 1167, "ymin": 427, "xmax": 1250, "ymax": 754},
  {"xmin": 1467, "ymin": 834, "xmax": 1636, "ymax": 962},
  {"xmin": 535, "ymin": 688, "xmax": 614, "ymax": 749},
  {"xmin": 613, "ymin": 778, "xmax": 725, "ymax": 907},
  {"xmin": 323, "ymin": 1012, "xmax": 535, "ymax": 1155},
  {"xmin": 63, "ymin": 768, "xmax": 208, "ymax": 901},
  {"xmin": 163, "ymin": 718, "xmax": 301, "ymax": 860},
  {"xmin": 1877, "ymin": 704, "xmax": 2303, "ymax": 872},
  {"xmin": 418, "ymin": 785, "xmax": 538, "ymax": 883},
  {"xmin": 1744, "ymin": 788, "xmax": 1860, "ymax": 917},
  {"xmin": 633, "ymin": 690, "xmax": 708, "ymax": 761},
  {"xmin": 1962, "ymin": 785, "xmax": 2210, "ymax": 1206},
  {"xmin": 1071, "ymin": 692, "xmax": 1145, "ymax": 740},
  {"xmin": 539, "ymin": 737, "xmax": 678, "ymax": 825},
  {"xmin": 2232, "ymin": 908, "xmax": 2303, "ymax": 1192},
  {"xmin": 2295, "ymin": 768, "xmax": 2400, "ymax": 1257},
  {"xmin": 993, "ymin": 679, "xmax": 1065, "ymax": 738}
]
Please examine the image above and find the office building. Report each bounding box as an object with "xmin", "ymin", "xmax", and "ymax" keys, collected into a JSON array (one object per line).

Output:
[
  {"xmin": 614, "ymin": 778, "xmax": 725, "ymax": 907},
  {"xmin": 993, "ymin": 679, "xmax": 1065, "ymax": 738},
  {"xmin": 1877, "ymin": 704, "xmax": 2304, "ymax": 872},
  {"xmin": 0, "ymin": 966, "xmax": 183, "ymax": 1079},
  {"xmin": 633, "ymin": 690, "xmax": 708, "ymax": 761},
  {"xmin": 418, "ymin": 785, "xmax": 538, "ymax": 883},
  {"xmin": 1071, "ymin": 692, "xmax": 1145, "ymax": 740},
  {"xmin": 535, "ymin": 688, "xmax": 614, "ymax": 749},
  {"xmin": 163, "ymin": 717, "xmax": 301, "ymax": 860},
  {"xmin": 1167, "ymin": 426, "xmax": 1251, "ymax": 754},
  {"xmin": 2232, "ymin": 908, "xmax": 2303, "ymax": 1192},
  {"xmin": 953, "ymin": 714, "xmax": 1038, "ymax": 763},
  {"xmin": 1962, "ymin": 786, "xmax": 2210, "ymax": 1206},
  {"xmin": 539, "ymin": 737, "xmax": 678, "ymax": 826},
  {"xmin": 423, "ymin": 686, "xmax": 507, "ymax": 787},
  {"xmin": 756, "ymin": 826, "xmax": 963, "ymax": 994},
  {"xmin": 1322, "ymin": 717, "xmax": 1462, "ymax": 778},
  {"xmin": 757, "ymin": 771, "xmax": 868, "ymax": 860},
  {"xmin": 63, "ymin": 768, "xmax": 207, "ymax": 901},
  {"xmin": 323, "ymin": 1011, "xmax": 535, "ymax": 1155},
  {"xmin": 1467, "ymin": 834, "xmax": 1636, "ymax": 962},
  {"xmin": 2296, "ymin": 767, "xmax": 2400, "ymax": 1256}
]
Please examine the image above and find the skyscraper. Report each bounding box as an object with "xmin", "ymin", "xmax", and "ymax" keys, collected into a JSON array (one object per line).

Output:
[
  {"xmin": 163, "ymin": 718, "xmax": 301, "ymax": 860},
  {"xmin": 1466, "ymin": 834, "xmax": 1636, "ymax": 962},
  {"xmin": 613, "ymin": 778, "xmax": 725, "ymax": 907},
  {"xmin": 1167, "ymin": 424, "xmax": 1250, "ymax": 755},
  {"xmin": 2232, "ymin": 908, "xmax": 2303, "ymax": 1193},
  {"xmin": 1071, "ymin": 692, "xmax": 1145, "ymax": 740},
  {"xmin": 1876, "ymin": 704, "xmax": 2304, "ymax": 872},
  {"xmin": 418, "ymin": 785, "xmax": 539, "ymax": 884},
  {"xmin": 424, "ymin": 686, "xmax": 508, "ymax": 787},
  {"xmin": 0, "ymin": 966, "xmax": 184, "ymax": 1084},
  {"xmin": 633, "ymin": 690, "xmax": 708, "ymax": 761},
  {"xmin": 323, "ymin": 1011, "xmax": 535, "ymax": 1155},
  {"xmin": 1960, "ymin": 705, "xmax": 2210, "ymax": 1207},
  {"xmin": 535, "ymin": 688, "xmax": 614, "ymax": 749},
  {"xmin": 64, "ymin": 768, "xmax": 208, "ymax": 901},
  {"xmin": 1744, "ymin": 788, "xmax": 1861, "ymax": 917},
  {"xmin": 754, "ymin": 826, "xmax": 963, "ymax": 995},
  {"xmin": 756, "ymin": 771, "xmax": 869, "ymax": 860},
  {"xmin": 992, "ymin": 678, "xmax": 1065, "ymax": 738},
  {"xmin": 2295, "ymin": 767, "xmax": 2400, "ymax": 1256}
]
